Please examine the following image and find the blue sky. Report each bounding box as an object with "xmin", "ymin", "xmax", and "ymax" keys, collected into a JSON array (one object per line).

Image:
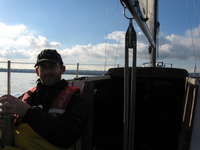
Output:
[{"xmin": 0, "ymin": 0, "xmax": 200, "ymax": 72}]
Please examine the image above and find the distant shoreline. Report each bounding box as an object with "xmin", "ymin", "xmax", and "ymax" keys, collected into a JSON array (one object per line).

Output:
[
  {"xmin": 0, "ymin": 68, "xmax": 106, "ymax": 75},
  {"xmin": 0, "ymin": 68, "xmax": 197, "ymax": 77}
]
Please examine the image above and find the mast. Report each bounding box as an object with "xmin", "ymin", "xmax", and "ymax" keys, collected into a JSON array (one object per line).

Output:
[{"xmin": 149, "ymin": 0, "xmax": 159, "ymax": 67}]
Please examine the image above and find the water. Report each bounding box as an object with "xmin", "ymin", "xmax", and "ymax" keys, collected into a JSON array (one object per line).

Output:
[{"xmin": 0, "ymin": 72, "xmax": 86, "ymax": 97}]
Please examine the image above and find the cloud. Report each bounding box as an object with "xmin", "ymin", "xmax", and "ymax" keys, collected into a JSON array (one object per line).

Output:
[
  {"xmin": 0, "ymin": 22, "xmax": 27, "ymax": 38},
  {"xmin": 158, "ymin": 31, "xmax": 200, "ymax": 60},
  {"xmin": 1, "ymin": 46, "xmax": 29, "ymax": 59},
  {"xmin": 61, "ymin": 43, "xmax": 124, "ymax": 64},
  {"xmin": 106, "ymin": 31, "xmax": 125, "ymax": 44},
  {"xmin": 185, "ymin": 25, "xmax": 200, "ymax": 37},
  {"xmin": 0, "ymin": 22, "xmax": 62, "ymax": 62},
  {"xmin": 0, "ymin": 22, "xmax": 200, "ymax": 71}
]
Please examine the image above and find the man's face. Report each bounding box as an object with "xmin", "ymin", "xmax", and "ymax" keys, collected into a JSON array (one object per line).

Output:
[{"xmin": 36, "ymin": 62, "xmax": 65, "ymax": 87}]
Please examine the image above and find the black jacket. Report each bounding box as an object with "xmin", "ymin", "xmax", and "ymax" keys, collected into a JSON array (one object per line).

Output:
[{"xmin": 21, "ymin": 79, "xmax": 88, "ymax": 149}]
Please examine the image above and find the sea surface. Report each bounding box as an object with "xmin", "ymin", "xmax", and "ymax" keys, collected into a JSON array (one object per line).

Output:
[{"xmin": 0, "ymin": 72, "xmax": 90, "ymax": 97}]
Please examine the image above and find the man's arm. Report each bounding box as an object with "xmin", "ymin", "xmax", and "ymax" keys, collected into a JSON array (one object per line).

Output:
[{"xmin": 23, "ymin": 92, "xmax": 88, "ymax": 149}]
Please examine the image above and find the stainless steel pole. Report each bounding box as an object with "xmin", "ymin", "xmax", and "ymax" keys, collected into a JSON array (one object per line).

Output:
[
  {"xmin": 7, "ymin": 61, "xmax": 11, "ymax": 95},
  {"xmin": 76, "ymin": 63, "xmax": 79, "ymax": 78}
]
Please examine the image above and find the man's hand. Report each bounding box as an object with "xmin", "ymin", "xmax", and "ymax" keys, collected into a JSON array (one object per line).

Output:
[{"xmin": 0, "ymin": 94, "xmax": 31, "ymax": 117}]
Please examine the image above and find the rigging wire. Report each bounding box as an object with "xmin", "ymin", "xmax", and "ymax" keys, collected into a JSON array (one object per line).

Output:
[
  {"xmin": 192, "ymin": 0, "xmax": 200, "ymax": 37},
  {"xmin": 109, "ymin": 0, "xmax": 121, "ymax": 68},
  {"xmin": 109, "ymin": 1, "xmax": 120, "ymax": 68},
  {"xmin": 104, "ymin": 0, "xmax": 109, "ymax": 72},
  {"xmin": 192, "ymin": 0, "xmax": 200, "ymax": 75},
  {"xmin": 104, "ymin": 0, "xmax": 122, "ymax": 70},
  {"xmin": 114, "ymin": 13, "xmax": 124, "ymax": 68},
  {"xmin": 186, "ymin": 0, "xmax": 197, "ymax": 75}
]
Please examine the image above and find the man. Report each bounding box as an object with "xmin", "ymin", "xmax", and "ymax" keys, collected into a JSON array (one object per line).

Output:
[{"xmin": 0, "ymin": 49, "xmax": 88, "ymax": 150}]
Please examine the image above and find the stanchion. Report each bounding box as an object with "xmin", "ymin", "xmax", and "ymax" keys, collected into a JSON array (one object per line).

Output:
[{"xmin": 1, "ymin": 60, "xmax": 14, "ymax": 147}]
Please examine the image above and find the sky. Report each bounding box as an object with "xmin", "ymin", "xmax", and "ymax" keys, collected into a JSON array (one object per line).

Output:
[{"xmin": 0, "ymin": 0, "xmax": 200, "ymax": 73}]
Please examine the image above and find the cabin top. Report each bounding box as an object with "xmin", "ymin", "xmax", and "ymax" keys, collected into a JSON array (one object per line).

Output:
[{"xmin": 106, "ymin": 67, "xmax": 189, "ymax": 78}]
